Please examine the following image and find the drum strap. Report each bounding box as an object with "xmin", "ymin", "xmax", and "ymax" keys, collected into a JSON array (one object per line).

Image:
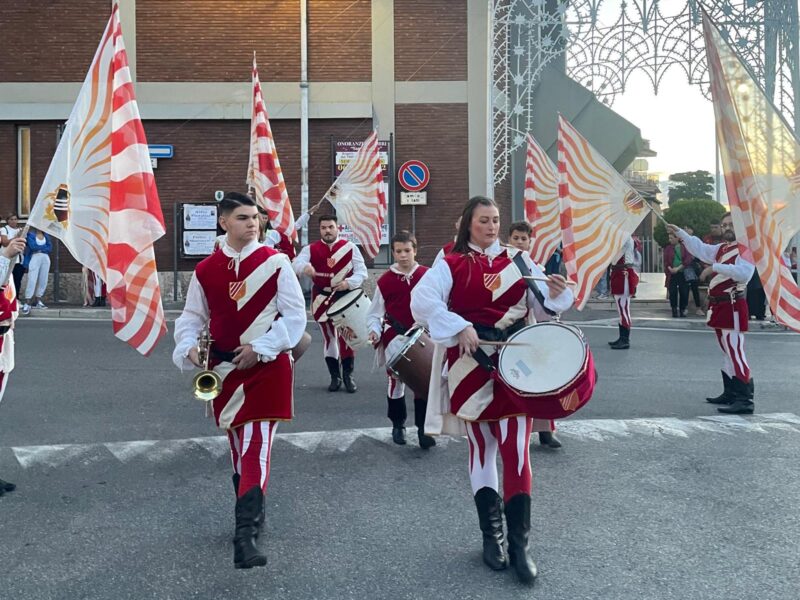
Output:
[
  {"xmin": 384, "ymin": 312, "xmax": 409, "ymax": 335},
  {"xmin": 511, "ymin": 253, "xmax": 557, "ymax": 317},
  {"xmin": 470, "ymin": 320, "xmax": 526, "ymax": 375}
]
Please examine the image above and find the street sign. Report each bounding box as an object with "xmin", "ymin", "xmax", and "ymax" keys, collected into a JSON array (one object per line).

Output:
[
  {"xmin": 398, "ymin": 160, "xmax": 430, "ymax": 192},
  {"xmin": 400, "ymin": 191, "xmax": 427, "ymax": 206},
  {"xmin": 148, "ymin": 144, "xmax": 174, "ymax": 159}
]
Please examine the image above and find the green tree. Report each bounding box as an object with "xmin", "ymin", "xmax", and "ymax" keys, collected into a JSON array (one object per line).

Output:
[
  {"xmin": 668, "ymin": 170, "xmax": 714, "ymax": 205},
  {"xmin": 653, "ymin": 199, "xmax": 728, "ymax": 247}
]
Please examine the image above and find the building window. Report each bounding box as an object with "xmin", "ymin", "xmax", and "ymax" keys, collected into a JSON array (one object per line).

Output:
[{"xmin": 17, "ymin": 126, "xmax": 31, "ymax": 217}]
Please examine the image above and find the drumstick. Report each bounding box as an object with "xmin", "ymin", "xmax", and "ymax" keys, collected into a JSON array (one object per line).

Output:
[
  {"xmin": 522, "ymin": 276, "xmax": 577, "ymax": 286},
  {"xmin": 480, "ymin": 340, "xmax": 529, "ymax": 347}
]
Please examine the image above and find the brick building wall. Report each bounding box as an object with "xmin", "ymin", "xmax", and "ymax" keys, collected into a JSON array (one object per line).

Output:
[
  {"xmin": 136, "ymin": 0, "xmax": 301, "ymax": 81},
  {"xmin": 394, "ymin": 103, "xmax": 468, "ymax": 263},
  {"xmin": 0, "ymin": 0, "xmax": 108, "ymax": 82},
  {"xmin": 307, "ymin": 0, "xmax": 372, "ymax": 81},
  {"xmin": 394, "ymin": 0, "xmax": 467, "ymax": 81}
]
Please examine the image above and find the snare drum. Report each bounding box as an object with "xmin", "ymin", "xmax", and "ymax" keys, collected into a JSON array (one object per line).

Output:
[
  {"xmin": 326, "ymin": 289, "xmax": 370, "ymax": 350},
  {"xmin": 385, "ymin": 325, "xmax": 434, "ymax": 397},
  {"xmin": 497, "ymin": 322, "xmax": 596, "ymax": 420}
]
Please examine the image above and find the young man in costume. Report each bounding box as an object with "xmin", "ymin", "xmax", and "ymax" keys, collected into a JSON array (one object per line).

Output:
[
  {"xmin": 607, "ymin": 236, "xmax": 640, "ymax": 349},
  {"xmin": 292, "ymin": 214, "xmax": 367, "ymax": 393},
  {"xmin": 173, "ymin": 193, "xmax": 307, "ymax": 568}
]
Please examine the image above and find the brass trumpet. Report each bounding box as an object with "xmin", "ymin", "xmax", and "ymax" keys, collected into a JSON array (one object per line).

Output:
[{"xmin": 192, "ymin": 324, "xmax": 222, "ymax": 402}]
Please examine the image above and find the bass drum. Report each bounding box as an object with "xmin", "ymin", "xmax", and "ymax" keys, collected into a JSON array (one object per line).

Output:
[
  {"xmin": 497, "ymin": 322, "xmax": 596, "ymax": 420},
  {"xmin": 326, "ymin": 289, "xmax": 370, "ymax": 350},
  {"xmin": 385, "ymin": 326, "xmax": 434, "ymax": 398}
]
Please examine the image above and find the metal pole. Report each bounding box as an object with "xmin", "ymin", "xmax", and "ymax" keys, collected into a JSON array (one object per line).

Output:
[
  {"xmin": 173, "ymin": 203, "xmax": 179, "ymax": 302},
  {"xmin": 300, "ymin": 0, "xmax": 310, "ymax": 246},
  {"xmin": 486, "ymin": 0, "xmax": 495, "ymax": 198},
  {"xmin": 411, "ymin": 205, "xmax": 416, "ymax": 236}
]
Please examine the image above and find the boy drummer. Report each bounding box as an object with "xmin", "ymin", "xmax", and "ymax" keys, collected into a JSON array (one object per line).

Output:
[
  {"xmin": 507, "ymin": 221, "xmax": 563, "ymax": 449},
  {"xmin": 366, "ymin": 231, "xmax": 435, "ymax": 449}
]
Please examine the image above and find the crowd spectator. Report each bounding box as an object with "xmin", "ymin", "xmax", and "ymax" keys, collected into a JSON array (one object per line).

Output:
[
  {"xmin": 664, "ymin": 230, "xmax": 693, "ymax": 317},
  {"xmin": 20, "ymin": 227, "xmax": 52, "ymax": 315},
  {"xmin": 683, "ymin": 226, "xmax": 704, "ymax": 316},
  {"xmin": 703, "ymin": 220, "xmax": 723, "ymax": 244},
  {"xmin": 0, "ymin": 213, "xmax": 27, "ymax": 293}
]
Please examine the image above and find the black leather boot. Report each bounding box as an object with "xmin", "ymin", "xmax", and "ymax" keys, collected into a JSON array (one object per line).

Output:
[
  {"xmin": 0, "ymin": 477, "xmax": 15, "ymax": 496},
  {"xmin": 232, "ymin": 473, "xmax": 264, "ymax": 535},
  {"xmin": 325, "ymin": 357, "xmax": 342, "ymax": 392},
  {"xmin": 233, "ymin": 486, "xmax": 267, "ymax": 569},
  {"xmin": 388, "ymin": 396, "xmax": 407, "ymax": 445},
  {"xmin": 341, "ymin": 357, "xmax": 357, "ymax": 393},
  {"xmin": 474, "ymin": 487, "xmax": 507, "ymax": 571},
  {"xmin": 538, "ymin": 431, "xmax": 562, "ymax": 448},
  {"xmin": 505, "ymin": 494, "xmax": 538, "ymax": 584},
  {"xmin": 414, "ymin": 398, "xmax": 436, "ymax": 449},
  {"xmin": 609, "ymin": 325, "xmax": 630, "ymax": 349},
  {"xmin": 706, "ymin": 371, "xmax": 733, "ymax": 404},
  {"xmin": 718, "ymin": 377, "xmax": 754, "ymax": 414},
  {"xmin": 607, "ymin": 324, "xmax": 622, "ymax": 346}
]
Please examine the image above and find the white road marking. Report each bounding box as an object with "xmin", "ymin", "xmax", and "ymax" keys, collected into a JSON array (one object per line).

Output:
[{"xmin": 5, "ymin": 413, "xmax": 798, "ymax": 469}]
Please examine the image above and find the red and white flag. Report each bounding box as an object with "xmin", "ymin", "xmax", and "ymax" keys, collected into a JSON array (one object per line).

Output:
[
  {"xmin": 247, "ymin": 54, "xmax": 296, "ymax": 242},
  {"xmin": 524, "ymin": 133, "xmax": 561, "ymax": 265},
  {"xmin": 27, "ymin": 3, "xmax": 166, "ymax": 355},
  {"xmin": 703, "ymin": 12, "xmax": 800, "ymax": 332},
  {"xmin": 558, "ymin": 115, "xmax": 649, "ymax": 309},
  {"xmin": 323, "ymin": 130, "xmax": 386, "ymax": 258}
]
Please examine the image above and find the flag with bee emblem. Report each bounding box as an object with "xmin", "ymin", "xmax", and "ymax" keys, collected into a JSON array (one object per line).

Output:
[{"xmin": 27, "ymin": 2, "xmax": 166, "ymax": 355}]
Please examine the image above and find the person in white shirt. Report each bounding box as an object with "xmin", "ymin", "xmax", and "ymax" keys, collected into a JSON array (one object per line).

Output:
[{"xmin": 0, "ymin": 214, "xmax": 26, "ymax": 294}]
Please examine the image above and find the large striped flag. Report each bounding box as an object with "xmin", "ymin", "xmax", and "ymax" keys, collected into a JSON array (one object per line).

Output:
[
  {"xmin": 524, "ymin": 133, "xmax": 561, "ymax": 265},
  {"xmin": 246, "ymin": 54, "xmax": 296, "ymax": 242},
  {"xmin": 702, "ymin": 12, "xmax": 800, "ymax": 332},
  {"xmin": 558, "ymin": 115, "xmax": 649, "ymax": 309},
  {"xmin": 323, "ymin": 130, "xmax": 386, "ymax": 258},
  {"xmin": 27, "ymin": 3, "xmax": 166, "ymax": 355}
]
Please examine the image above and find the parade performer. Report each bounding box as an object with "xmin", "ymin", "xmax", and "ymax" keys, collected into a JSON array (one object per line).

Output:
[
  {"xmin": 668, "ymin": 216, "xmax": 756, "ymax": 414},
  {"xmin": 411, "ymin": 197, "xmax": 574, "ymax": 584},
  {"xmin": 607, "ymin": 236, "xmax": 640, "ymax": 350},
  {"xmin": 507, "ymin": 221, "xmax": 562, "ymax": 448},
  {"xmin": 263, "ymin": 200, "xmax": 323, "ymax": 260},
  {"xmin": 293, "ymin": 214, "xmax": 367, "ymax": 393},
  {"xmin": 173, "ymin": 193, "xmax": 307, "ymax": 569},
  {"xmin": 0, "ymin": 235, "xmax": 27, "ymax": 497},
  {"xmin": 366, "ymin": 231, "xmax": 435, "ymax": 449}
]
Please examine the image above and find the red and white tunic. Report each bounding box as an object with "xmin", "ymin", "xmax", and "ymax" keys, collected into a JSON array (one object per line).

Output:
[
  {"xmin": 173, "ymin": 240, "xmax": 307, "ymax": 430},
  {"xmin": 367, "ymin": 264, "xmax": 429, "ymax": 350},
  {"xmin": 293, "ymin": 238, "xmax": 367, "ymax": 322},
  {"xmin": 0, "ymin": 256, "xmax": 18, "ymax": 401},
  {"xmin": 411, "ymin": 241, "xmax": 574, "ymax": 423},
  {"xmin": 609, "ymin": 237, "xmax": 639, "ymax": 296},
  {"xmin": 677, "ymin": 231, "xmax": 754, "ymax": 331}
]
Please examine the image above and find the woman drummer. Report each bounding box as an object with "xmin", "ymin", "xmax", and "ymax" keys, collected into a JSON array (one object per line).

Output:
[{"xmin": 410, "ymin": 196, "xmax": 573, "ymax": 584}]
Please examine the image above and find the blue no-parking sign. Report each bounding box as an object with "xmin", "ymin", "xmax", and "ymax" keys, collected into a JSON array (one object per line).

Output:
[{"xmin": 398, "ymin": 160, "xmax": 430, "ymax": 192}]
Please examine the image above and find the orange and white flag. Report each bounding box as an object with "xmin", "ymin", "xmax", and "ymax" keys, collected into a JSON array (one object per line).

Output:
[
  {"xmin": 323, "ymin": 130, "xmax": 387, "ymax": 258},
  {"xmin": 28, "ymin": 3, "xmax": 166, "ymax": 355},
  {"xmin": 558, "ymin": 115, "xmax": 649, "ymax": 309},
  {"xmin": 247, "ymin": 54, "xmax": 296, "ymax": 242},
  {"xmin": 524, "ymin": 133, "xmax": 561, "ymax": 265},
  {"xmin": 703, "ymin": 12, "xmax": 800, "ymax": 332}
]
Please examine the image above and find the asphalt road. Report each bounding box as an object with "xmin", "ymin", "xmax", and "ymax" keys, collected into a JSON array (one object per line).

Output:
[{"xmin": 1, "ymin": 320, "xmax": 798, "ymax": 599}]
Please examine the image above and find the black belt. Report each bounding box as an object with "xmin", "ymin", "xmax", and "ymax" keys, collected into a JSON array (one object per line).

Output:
[
  {"xmin": 471, "ymin": 319, "xmax": 527, "ymax": 373},
  {"xmin": 211, "ymin": 349, "xmax": 237, "ymax": 363},
  {"xmin": 709, "ymin": 292, "xmax": 745, "ymax": 304}
]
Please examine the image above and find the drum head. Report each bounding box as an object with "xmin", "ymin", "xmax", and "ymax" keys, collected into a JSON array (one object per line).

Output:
[
  {"xmin": 326, "ymin": 289, "xmax": 363, "ymax": 317},
  {"xmin": 499, "ymin": 323, "xmax": 586, "ymax": 394},
  {"xmin": 385, "ymin": 326, "xmax": 424, "ymax": 368}
]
